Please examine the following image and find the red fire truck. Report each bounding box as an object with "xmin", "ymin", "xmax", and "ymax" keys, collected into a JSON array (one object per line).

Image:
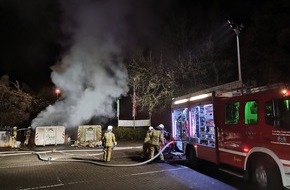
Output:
[{"xmin": 171, "ymin": 81, "xmax": 290, "ymax": 189}]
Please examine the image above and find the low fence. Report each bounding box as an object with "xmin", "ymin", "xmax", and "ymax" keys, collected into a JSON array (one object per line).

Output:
[{"xmin": 118, "ymin": 119, "xmax": 150, "ymax": 127}]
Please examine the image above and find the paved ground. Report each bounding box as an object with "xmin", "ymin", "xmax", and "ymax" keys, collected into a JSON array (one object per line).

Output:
[{"xmin": 0, "ymin": 141, "xmax": 257, "ymax": 190}]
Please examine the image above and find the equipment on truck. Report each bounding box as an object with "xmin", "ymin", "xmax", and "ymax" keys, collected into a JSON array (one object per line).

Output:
[{"xmin": 171, "ymin": 81, "xmax": 290, "ymax": 189}]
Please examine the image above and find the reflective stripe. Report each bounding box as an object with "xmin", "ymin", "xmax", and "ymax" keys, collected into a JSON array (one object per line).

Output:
[
  {"xmin": 220, "ymin": 148, "xmax": 290, "ymax": 167},
  {"xmin": 218, "ymin": 148, "xmax": 247, "ymax": 157},
  {"xmin": 281, "ymin": 159, "xmax": 290, "ymax": 167}
]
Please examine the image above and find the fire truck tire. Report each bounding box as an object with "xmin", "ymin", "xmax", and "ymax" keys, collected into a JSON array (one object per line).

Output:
[
  {"xmin": 251, "ymin": 156, "xmax": 282, "ymax": 190},
  {"xmin": 186, "ymin": 145, "xmax": 199, "ymax": 167}
]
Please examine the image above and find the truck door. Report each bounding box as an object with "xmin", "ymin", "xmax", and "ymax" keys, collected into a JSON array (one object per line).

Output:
[
  {"xmin": 214, "ymin": 97, "xmax": 251, "ymax": 169},
  {"xmin": 265, "ymin": 97, "xmax": 290, "ymax": 158}
]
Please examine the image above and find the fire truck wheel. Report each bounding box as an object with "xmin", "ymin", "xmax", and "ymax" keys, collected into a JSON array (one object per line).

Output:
[
  {"xmin": 251, "ymin": 156, "xmax": 282, "ymax": 190},
  {"xmin": 186, "ymin": 145, "xmax": 199, "ymax": 167}
]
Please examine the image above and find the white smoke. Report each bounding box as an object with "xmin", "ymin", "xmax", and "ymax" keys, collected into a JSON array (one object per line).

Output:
[{"xmin": 31, "ymin": 0, "xmax": 130, "ymax": 128}]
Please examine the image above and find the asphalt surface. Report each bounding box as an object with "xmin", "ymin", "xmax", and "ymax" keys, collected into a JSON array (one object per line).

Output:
[{"xmin": 0, "ymin": 141, "xmax": 256, "ymax": 190}]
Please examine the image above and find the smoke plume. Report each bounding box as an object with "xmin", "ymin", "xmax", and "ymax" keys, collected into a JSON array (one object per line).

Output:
[{"xmin": 31, "ymin": 0, "xmax": 131, "ymax": 128}]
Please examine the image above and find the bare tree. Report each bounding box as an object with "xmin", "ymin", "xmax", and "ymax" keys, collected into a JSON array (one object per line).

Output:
[
  {"xmin": 126, "ymin": 46, "xmax": 218, "ymax": 116},
  {"xmin": 0, "ymin": 76, "xmax": 33, "ymax": 127},
  {"xmin": 127, "ymin": 52, "xmax": 176, "ymax": 115},
  {"xmin": 126, "ymin": 31, "xmax": 236, "ymax": 118}
]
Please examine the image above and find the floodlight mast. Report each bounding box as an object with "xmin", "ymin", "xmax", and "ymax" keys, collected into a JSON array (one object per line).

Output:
[{"xmin": 228, "ymin": 20, "xmax": 244, "ymax": 83}]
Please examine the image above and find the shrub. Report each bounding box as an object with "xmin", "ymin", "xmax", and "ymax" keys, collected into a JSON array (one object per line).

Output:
[{"xmin": 113, "ymin": 127, "xmax": 147, "ymax": 141}]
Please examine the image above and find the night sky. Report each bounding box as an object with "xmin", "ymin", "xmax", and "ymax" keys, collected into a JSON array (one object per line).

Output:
[{"xmin": 0, "ymin": 0, "xmax": 288, "ymax": 91}]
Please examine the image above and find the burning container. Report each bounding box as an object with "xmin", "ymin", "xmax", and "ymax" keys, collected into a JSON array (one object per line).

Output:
[
  {"xmin": 0, "ymin": 128, "xmax": 12, "ymax": 147},
  {"xmin": 0, "ymin": 126, "xmax": 18, "ymax": 148},
  {"xmin": 77, "ymin": 125, "xmax": 102, "ymax": 147},
  {"xmin": 34, "ymin": 126, "xmax": 65, "ymax": 146}
]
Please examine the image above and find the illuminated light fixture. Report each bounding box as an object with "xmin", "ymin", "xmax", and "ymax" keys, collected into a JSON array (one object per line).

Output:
[
  {"xmin": 243, "ymin": 146, "xmax": 250, "ymax": 153},
  {"xmin": 189, "ymin": 93, "xmax": 211, "ymax": 101},
  {"xmin": 282, "ymin": 89, "xmax": 288, "ymax": 95},
  {"xmin": 174, "ymin": 99, "xmax": 188, "ymax": 105}
]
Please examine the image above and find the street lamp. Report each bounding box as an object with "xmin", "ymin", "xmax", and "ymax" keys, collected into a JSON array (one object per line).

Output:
[
  {"xmin": 228, "ymin": 20, "xmax": 244, "ymax": 83},
  {"xmin": 55, "ymin": 88, "xmax": 61, "ymax": 99}
]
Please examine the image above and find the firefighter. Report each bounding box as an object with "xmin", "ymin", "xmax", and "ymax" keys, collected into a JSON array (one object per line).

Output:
[
  {"xmin": 102, "ymin": 125, "xmax": 117, "ymax": 162},
  {"xmin": 141, "ymin": 126, "xmax": 154, "ymax": 160},
  {"xmin": 11, "ymin": 126, "xmax": 17, "ymax": 148},
  {"xmin": 149, "ymin": 124, "xmax": 164, "ymax": 162},
  {"xmin": 24, "ymin": 127, "xmax": 31, "ymax": 146},
  {"xmin": 156, "ymin": 124, "xmax": 166, "ymax": 144}
]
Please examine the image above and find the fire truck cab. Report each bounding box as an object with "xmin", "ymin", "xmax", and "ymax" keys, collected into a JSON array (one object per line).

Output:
[{"xmin": 171, "ymin": 81, "xmax": 290, "ymax": 189}]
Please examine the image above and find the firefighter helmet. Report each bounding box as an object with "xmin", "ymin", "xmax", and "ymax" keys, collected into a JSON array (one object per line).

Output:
[
  {"xmin": 158, "ymin": 124, "xmax": 164, "ymax": 129},
  {"xmin": 107, "ymin": 125, "xmax": 113, "ymax": 131}
]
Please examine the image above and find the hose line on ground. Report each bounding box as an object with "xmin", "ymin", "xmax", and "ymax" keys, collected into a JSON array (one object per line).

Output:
[{"xmin": 34, "ymin": 141, "xmax": 178, "ymax": 167}]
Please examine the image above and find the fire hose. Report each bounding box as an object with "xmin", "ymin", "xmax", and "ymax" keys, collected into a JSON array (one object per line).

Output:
[{"xmin": 34, "ymin": 141, "xmax": 177, "ymax": 167}]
